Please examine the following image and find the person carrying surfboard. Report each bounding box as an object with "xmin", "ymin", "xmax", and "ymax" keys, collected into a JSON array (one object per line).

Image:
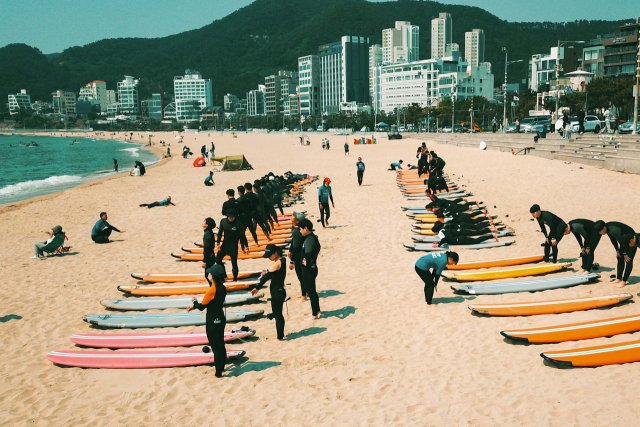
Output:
[
  {"xmin": 530, "ymin": 205, "xmax": 568, "ymax": 263},
  {"xmin": 415, "ymin": 252, "xmax": 459, "ymax": 305},
  {"xmin": 187, "ymin": 264, "xmax": 228, "ymax": 378},
  {"xmin": 252, "ymin": 244, "xmax": 288, "ymax": 340}
]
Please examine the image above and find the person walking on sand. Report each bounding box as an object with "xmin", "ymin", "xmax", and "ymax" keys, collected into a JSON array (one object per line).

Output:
[
  {"xmin": 216, "ymin": 209, "xmax": 249, "ymax": 281},
  {"xmin": 344, "ymin": 140, "xmax": 349, "ymax": 156},
  {"xmin": 415, "ymin": 252, "xmax": 459, "ymax": 305},
  {"xmin": 288, "ymin": 212, "xmax": 307, "ymax": 301},
  {"xmin": 356, "ymin": 157, "xmax": 365, "ymax": 186},
  {"xmin": 252, "ymin": 244, "xmax": 288, "ymax": 340},
  {"xmin": 187, "ymin": 263, "xmax": 227, "ymax": 378},
  {"xmin": 318, "ymin": 177, "xmax": 334, "ymax": 228},
  {"xmin": 530, "ymin": 204, "xmax": 569, "ymax": 263},
  {"xmin": 322, "ymin": 138, "xmax": 326, "ymax": 150},
  {"xmin": 91, "ymin": 212, "xmax": 125, "ymax": 243},
  {"xmin": 299, "ymin": 219, "xmax": 321, "ymax": 320},
  {"xmin": 201, "ymin": 217, "xmax": 217, "ymax": 284}
]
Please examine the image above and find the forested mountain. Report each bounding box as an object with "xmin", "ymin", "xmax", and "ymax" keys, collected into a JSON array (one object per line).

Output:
[{"xmin": 0, "ymin": 0, "xmax": 630, "ymax": 105}]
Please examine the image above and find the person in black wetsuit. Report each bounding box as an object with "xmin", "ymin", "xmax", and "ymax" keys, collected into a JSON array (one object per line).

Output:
[
  {"xmin": 187, "ymin": 263, "xmax": 227, "ymax": 377},
  {"xmin": 245, "ymin": 183, "xmax": 271, "ymax": 239},
  {"xmin": 569, "ymin": 219, "xmax": 606, "ymax": 274},
  {"xmin": 603, "ymin": 221, "xmax": 637, "ymax": 287},
  {"xmin": 299, "ymin": 219, "xmax": 321, "ymax": 320},
  {"xmin": 237, "ymin": 185, "xmax": 260, "ymax": 245},
  {"xmin": 254, "ymin": 180, "xmax": 275, "ymax": 230},
  {"xmin": 201, "ymin": 217, "xmax": 217, "ymax": 284},
  {"xmin": 216, "ymin": 209, "xmax": 249, "ymax": 281},
  {"xmin": 288, "ymin": 212, "xmax": 307, "ymax": 301},
  {"xmin": 251, "ymin": 244, "xmax": 288, "ymax": 340},
  {"xmin": 221, "ymin": 189, "xmax": 238, "ymax": 216},
  {"xmin": 530, "ymin": 204, "xmax": 569, "ymax": 263},
  {"xmin": 430, "ymin": 212, "xmax": 497, "ymax": 237},
  {"xmin": 434, "ymin": 228, "xmax": 498, "ymax": 247}
]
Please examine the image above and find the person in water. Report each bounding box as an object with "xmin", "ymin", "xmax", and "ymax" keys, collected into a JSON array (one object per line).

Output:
[
  {"xmin": 415, "ymin": 252, "xmax": 459, "ymax": 305},
  {"xmin": 252, "ymin": 244, "xmax": 288, "ymax": 340},
  {"xmin": 139, "ymin": 196, "xmax": 174, "ymax": 208},
  {"xmin": 318, "ymin": 177, "xmax": 334, "ymax": 228},
  {"xmin": 530, "ymin": 204, "xmax": 568, "ymax": 263},
  {"xmin": 187, "ymin": 263, "xmax": 228, "ymax": 378},
  {"xmin": 113, "ymin": 158, "xmax": 118, "ymax": 172},
  {"xmin": 91, "ymin": 212, "xmax": 125, "ymax": 243}
]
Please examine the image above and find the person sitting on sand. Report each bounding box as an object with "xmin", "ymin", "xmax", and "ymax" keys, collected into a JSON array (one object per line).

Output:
[
  {"xmin": 389, "ymin": 160, "xmax": 403, "ymax": 170},
  {"xmin": 415, "ymin": 251, "xmax": 459, "ymax": 305},
  {"xmin": 205, "ymin": 171, "xmax": 215, "ymax": 186},
  {"xmin": 91, "ymin": 212, "xmax": 125, "ymax": 243},
  {"xmin": 32, "ymin": 225, "xmax": 65, "ymax": 259},
  {"xmin": 139, "ymin": 197, "xmax": 175, "ymax": 209},
  {"xmin": 129, "ymin": 165, "xmax": 140, "ymax": 176}
]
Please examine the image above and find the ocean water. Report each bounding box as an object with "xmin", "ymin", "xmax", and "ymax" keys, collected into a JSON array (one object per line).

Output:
[{"xmin": 0, "ymin": 135, "xmax": 159, "ymax": 205}]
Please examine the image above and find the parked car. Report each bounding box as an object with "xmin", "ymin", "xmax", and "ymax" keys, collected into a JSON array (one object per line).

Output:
[
  {"xmin": 505, "ymin": 122, "xmax": 518, "ymax": 133},
  {"xmin": 452, "ymin": 124, "xmax": 465, "ymax": 133},
  {"xmin": 521, "ymin": 116, "xmax": 551, "ymax": 133},
  {"xmin": 569, "ymin": 115, "xmax": 603, "ymax": 133},
  {"xmin": 530, "ymin": 120, "xmax": 552, "ymax": 134},
  {"xmin": 619, "ymin": 120, "xmax": 640, "ymax": 134},
  {"xmin": 442, "ymin": 126, "xmax": 452, "ymax": 133}
]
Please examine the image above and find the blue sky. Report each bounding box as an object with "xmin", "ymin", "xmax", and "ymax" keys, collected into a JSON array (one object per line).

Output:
[{"xmin": 1, "ymin": 0, "xmax": 638, "ymax": 54}]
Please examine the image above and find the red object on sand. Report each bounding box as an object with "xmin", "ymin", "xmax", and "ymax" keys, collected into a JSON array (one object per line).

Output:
[{"xmin": 193, "ymin": 157, "xmax": 205, "ymax": 167}]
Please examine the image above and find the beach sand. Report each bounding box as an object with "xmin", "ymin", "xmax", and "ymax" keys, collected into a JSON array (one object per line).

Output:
[{"xmin": 2, "ymin": 131, "xmax": 640, "ymax": 426}]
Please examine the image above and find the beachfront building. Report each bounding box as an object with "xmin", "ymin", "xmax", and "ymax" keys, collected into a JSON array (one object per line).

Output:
[
  {"xmin": 173, "ymin": 70, "xmax": 213, "ymax": 121},
  {"xmin": 465, "ymin": 29, "xmax": 485, "ymax": 66},
  {"xmin": 279, "ymin": 75, "xmax": 298, "ymax": 115},
  {"xmin": 582, "ymin": 39, "xmax": 605, "ymax": 77},
  {"xmin": 369, "ymin": 45, "xmax": 383, "ymax": 107},
  {"xmin": 224, "ymin": 93, "xmax": 240, "ymax": 111},
  {"xmin": 265, "ymin": 70, "xmax": 297, "ymax": 116},
  {"xmin": 8, "ymin": 89, "xmax": 32, "ymax": 115},
  {"xmin": 147, "ymin": 93, "xmax": 173, "ymax": 120},
  {"xmin": 163, "ymin": 103, "xmax": 177, "ymax": 120},
  {"xmin": 528, "ymin": 46, "xmax": 578, "ymax": 91},
  {"xmin": 117, "ymin": 76, "xmax": 140, "ymax": 115},
  {"xmin": 247, "ymin": 85, "xmax": 266, "ymax": 116},
  {"xmin": 445, "ymin": 43, "xmax": 462, "ymax": 61},
  {"xmin": 319, "ymin": 36, "xmax": 370, "ymax": 114},
  {"xmin": 603, "ymin": 19, "xmax": 640, "ymax": 76},
  {"xmin": 298, "ymin": 55, "xmax": 321, "ymax": 116},
  {"xmin": 283, "ymin": 94, "xmax": 300, "ymax": 117},
  {"xmin": 52, "ymin": 90, "xmax": 76, "ymax": 115},
  {"xmin": 78, "ymin": 80, "xmax": 109, "ymax": 112},
  {"xmin": 372, "ymin": 58, "xmax": 494, "ymax": 113},
  {"xmin": 382, "ymin": 21, "xmax": 419, "ymax": 65},
  {"xmin": 431, "ymin": 13, "xmax": 452, "ymax": 59}
]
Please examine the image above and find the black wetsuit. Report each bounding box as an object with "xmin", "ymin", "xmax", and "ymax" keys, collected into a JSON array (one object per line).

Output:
[
  {"xmin": 288, "ymin": 226, "xmax": 305, "ymax": 296},
  {"xmin": 417, "ymin": 153, "xmax": 429, "ymax": 177},
  {"xmin": 432, "ymin": 221, "xmax": 493, "ymax": 237},
  {"xmin": 216, "ymin": 218, "xmax": 248, "ymax": 281},
  {"xmin": 257, "ymin": 259, "xmax": 287, "ymax": 339},
  {"xmin": 194, "ymin": 264, "xmax": 227, "ymax": 377},
  {"xmin": 569, "ymin": 219, "xmax": 601, "ymax": 272},
  {"xmin": 437, "ymin": 230, "xmax": 494, "ymax": 247},
  {"xmin": 536, "ymin": 211, "xmax": 568, "ymax": 263},
  {"xmin": 356, "ymin": 161, "xmax": 365, "ymax": 185},
  {"xmin": 221, "ymin": 198, "xmax": 238, "ymax": 216},
  {"xmin": 237, "ymin": 193, "xmax": 259, "ymax": 245},
  {"xmin": 302, "ymin": 232, "xmax": 321, "ymax": 316},
  {"xmin": 202, "ymin": 228, "xmax": 216, "ymax": 273},
  {"xmin": 605, "ymin": 222, "xmax": 637, "ymax": 281},
  {"xmin": 250, "ymin": 191, "xmax": 271, "ymax": 237},
  {"xmin": 91, "ymin": 219, "xmax": 120, "ymax": 244}
]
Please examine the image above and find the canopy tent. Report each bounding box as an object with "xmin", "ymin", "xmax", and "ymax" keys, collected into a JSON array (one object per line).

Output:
[{"xmin": 212, "ymin": 155, "xmax": 253, "ymax": 171}]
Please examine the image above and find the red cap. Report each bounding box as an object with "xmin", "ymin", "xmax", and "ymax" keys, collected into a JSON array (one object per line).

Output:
[{"xmin": 324, "ymin": 177, "xmax": 331, "ymax": 183}]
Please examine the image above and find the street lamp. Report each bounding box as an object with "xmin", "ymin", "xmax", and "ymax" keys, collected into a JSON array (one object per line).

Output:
[
  {"xmin": 554, "ymin": 40, "xmax": 585, "ymax": 117},
  {"xmin": 502, "ymin": 47, "xmax": 523, "ymax": 130},
  {"xmin": 633, "ymin": 27, "xmax": 639, "ymax": 135}
]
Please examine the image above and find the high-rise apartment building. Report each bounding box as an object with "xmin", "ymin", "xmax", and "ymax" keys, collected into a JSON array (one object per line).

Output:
[
  {"xmin": 78, "ymin": 80, "xmax": 108, "ymax": 112},
  {"xmin": 52, "ymin": 90, "xmax": 76, "ymax": 114},
  {"xmin": 173, "ymin": 70, "xmax": 213, "ymax": 121},
  {"xmin": 603, "ymin": 20, "xmax": 640, "ymax": 76},
  {"xmin": 247, "ymin": 85, "xmax": 266, "ymax": 116},
  {"xmin": 369, "ymin": 44, "xmax": 383, "ymax": 106},
  {"xmin": 319, "ymin": 36, "xmax": 370, "ymax": 114},
  {"xmin": 117, "ymin": 76, "xmax": 140, "ymax": 115},
  {"xmin": 298, "ymin": 55, "xmax": 321, "ymax": 116},
  {"xmin": 224, "ymin": 93, "xmax": 240, "ymax": 111},
  {"xmin": 8, "ymin": 90, "xmax": 32, "ymax": 115},
  {"xmin": 279, "ymin": 74, "xmax": 298, "ymax": 115},
  {"xmin": 264, "ymin": 71, "xmax": 297, "ymax": 116},
  {"xmin": 465, "ymin": 29, "xmax": 485, "ymax": 66},
  {"xmin": 431, "ymin": 13, "xmax": 452, "ymax": 59},
  {"xmin": 382, "ymin": 21, "xmax": 419, "ymax": 65},
  {"xmin": 148, "ymin": 93, "xmax": 173, "ymax": 119}
]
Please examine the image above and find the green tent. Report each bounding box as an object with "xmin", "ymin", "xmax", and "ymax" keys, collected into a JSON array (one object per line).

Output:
[{"xmin": 213, "ymin": 155, "xmax": 253, "ymax": 171}]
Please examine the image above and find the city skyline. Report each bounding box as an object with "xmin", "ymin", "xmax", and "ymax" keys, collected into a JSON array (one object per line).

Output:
[{"xmin": 1, "ymin": 0, "xmax": 638, "ymax": 54}]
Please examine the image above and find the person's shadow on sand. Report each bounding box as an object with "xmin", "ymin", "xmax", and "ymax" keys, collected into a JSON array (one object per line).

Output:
[
  {"xmin": 285, "ymin": 327, "xmax": 326, "ymax": 341},
  {"xmin": 435, "ymin": 296, "xmax": 476, "ymax": 304},
  {"xmin": 226, "ymin": 360, "xmax": 281, "ymax": 377},
  {"xmin": 318, "ymin": 290, "xmax": 345, "ymax": 299},
  {"xmin": 0, "ymin": 314, "xmax": 22, "ymax": 323},
  {"xmin": 322, "ymin": 306, "xmax": 356, "ymax": 319}
]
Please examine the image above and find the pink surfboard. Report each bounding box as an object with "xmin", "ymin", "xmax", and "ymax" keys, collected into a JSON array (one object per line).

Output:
[
  {"xmin": 47, "ymin": 349, "xmax": 245, "ymax": 368},
  {"xmin": 70, "ymin": 330, "xmax": 255, "ymax": 348}
]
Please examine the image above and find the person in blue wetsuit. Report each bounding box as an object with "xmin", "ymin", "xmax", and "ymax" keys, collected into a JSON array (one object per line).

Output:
[
  {"xmin": 91, "ymin": 212, "xmax": 125, "ymax": 243},
  {"xmin": 139, "ymin": 196, "xmax": 175, "ymax": 208},
  {"xmin": 204, "ymin": 171, "xmax": 214, "ymax": 186},
  {"xmin": 318, "ymin": 177, "xmax": 334, "ymax": 228},
  {"xmin": 356, "ymin": 157, "xmax": 365, "ymax": 186},
  {"xmin": 415, "ymin": 252, "xmax": 459, "ymax": 304},
  {"xmin": 389, "ymin": 160, "xmax": 403, "ymax": 170}
]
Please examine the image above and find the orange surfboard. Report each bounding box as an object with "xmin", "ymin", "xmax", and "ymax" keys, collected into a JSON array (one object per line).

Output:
[
  {"xmin": 470, "ymin": 293, "xmax": 632, "ymax": 316},
  {"xmin": 118, "ymin": 281, "xmax": 258, "ymax": 296},
  {"xmin": 131, "ymin": 271, "xmax": 261, "ymax": 283},
  {"xmin": 172, "ymin": 252, "xmax": 265, "ymax": 261},
  {"xmin": 542, "ymin": 338, "xmax": 640, "ymax": 367}
]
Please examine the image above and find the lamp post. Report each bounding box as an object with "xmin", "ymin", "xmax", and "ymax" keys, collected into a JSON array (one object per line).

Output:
[
  {"xmin": 554, "ymin": 40, "xmax": 585, "ymax": 118},
  {"xmin": 633, "ymin": 26, "xmax": 639, "ymax": 135},
  {"xmin": 502, "ymin": 47, "xmax": 523, "ymax": 130}
]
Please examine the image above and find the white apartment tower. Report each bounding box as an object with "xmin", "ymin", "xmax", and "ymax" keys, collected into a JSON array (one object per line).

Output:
[
  {"xmin": 8, "ymin": 90, "xmax": 32, "ymax": 115},
  {"xmin": 79, "ymin": 80, "xmax": 108, "ymax": 112},
  {"xmin": 382, "ymin": 21, "xmax": 419, "ymax": 65},
  {"xmin": 298, "ymin": 55, "xmax": 321, "ymax": 116},
  {"xmin": 173, "ymin": 70, "xmax": 213, "ymax": 121},
  {"xmin": 431, "ymin": 13, "xmax": 452, "ymax": 59},
  {"xmin": 369, "ymin": 44, "xmax": 383, "ymax": 107},
  {"xmin": 465, "ymin": 29, "xmax": 485, "ymax": 66},
  {"xmin": 117, "ymin": 76, "xmax": 140, "ymax": 115},
  {"xmin": 247, "ymin": 85, "xmax": 266, "ymax": 116}
]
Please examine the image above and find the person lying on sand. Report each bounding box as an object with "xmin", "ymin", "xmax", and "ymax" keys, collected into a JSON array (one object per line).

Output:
[{"xmin": 139, "ymin": 197, "xmax": 175, "ymax": 209}]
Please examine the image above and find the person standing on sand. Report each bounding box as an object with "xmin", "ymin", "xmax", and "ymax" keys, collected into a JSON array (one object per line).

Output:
[
  {"xmin": 252, "ymin": 244, "xmax": 288, "ymax": 340},
  {"xmin": 530, "ymin": 204, "xmax": 569, "ymax": 263},
  {"xmin": 113, "ymin": 158, "xmax": 118, "ymax": 172},
  {"xmin": 299, "ymin": 219, "xmax": 322, "ymax": 320},
  {"xmin": 237, "ymin": 185, "xmax": 260, "ymax": 245},
  {"xmin": 356, "ymin": 157, "xmax": 365, "ymax": 186},
  {"xmin": 187, "ymin": 263, "xmax": 227, "ymax": 378},
  {"xmin": 318, "ymin": 177, "xmax": 334, "ymax": 228},
  {"xmin": 344, "ymin": 140, "xmax": 349, "ymax": 156},
  {"xmin": 415, "ymin": 252, "xmax": 459, "ymax": 305},
  {"xmin": 216, "ymin": 209, "xmax": 249, "ymax": 281},
  {"xmin": 91, "ymin": 212, "xmax": 125, "ymax": 243},
  {"xmin": 288, "ymin": 212, "xmax": 307, "ymax": 301},
  {"xmin": 201, "ymin": 217, "xmax": 217, "ymax": 284}
]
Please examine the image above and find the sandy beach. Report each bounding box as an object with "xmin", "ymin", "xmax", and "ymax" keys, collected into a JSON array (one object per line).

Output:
[{"xmin": 2, "ymin": 130, "xmax": 640, "ymax": 426}]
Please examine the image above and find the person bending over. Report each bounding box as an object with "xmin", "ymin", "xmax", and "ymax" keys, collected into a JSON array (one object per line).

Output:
[
  {"xmin": 91, "ymin": 212, "xmax": 125, "ymax": 243},
  {"xmin": 604, "ymin": 221, "xmax": 637, "ymax": 288},
  {"xmin": 569, "ymin": 219, "xmax": 606, "ymax": 274},
  {"xmin": 252, "ymin": 244, "xmax": 288, "ymax": 340},
  {"xmin": 140, "ymin": 196, "xmax": 174, "ymax": 209},
  {"xmin": 415, "ymin": 252, "xmax": 459, "ymax": 305},
  {"xmin": 530, "ymin": 204, "xmax": 568, "ymax": 263},
  {"xmin": 204, "ymin": 171, "xmax": 215, "ymax": 186}
]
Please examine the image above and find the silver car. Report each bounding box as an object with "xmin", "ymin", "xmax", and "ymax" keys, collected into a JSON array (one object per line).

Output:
[
  {"xmin": 618, "ymin": 121, "xmax": 640, "ymax": 134},
  {"xmin": 570, "ymin": 115, "xmax": 603, "ymax": 133}
]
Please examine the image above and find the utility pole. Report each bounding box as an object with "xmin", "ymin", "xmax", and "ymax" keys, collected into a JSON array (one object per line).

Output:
[
  {"xmin": 452, "ymin": 95, "xmax": 455, "ymax": 128},
  {"xmin": 503, "ymin": 47, "xmax": 508, "ymax": 130},
  {"xmin": 633, "ymin": 23, "xmax": 640, "ymax": 135}
]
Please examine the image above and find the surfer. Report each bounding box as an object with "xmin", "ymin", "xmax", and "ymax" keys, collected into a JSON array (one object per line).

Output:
[
  {"xmin": 299, "ymin": 219, "xmax": 322, "ymax": 320},
  {"xmin": 415, "ymin": 251, "xmax": 459, "ymax": 305},
  {"xmin": 252, "ymin": 244, "xmax": 288, "ymax": 340},
  {"xmin": 244, "ymin": 183, "xmax": 271, "ymax": 240},
  {"xmin": 221, "ymin": 189, "xmax": 237, "ymax": 216},
  {"xmin": 187, "ymin": 263, "xmax": 227, "ymax": 378},
  {"xmin": 91, "ymin": 212, "xmax": 125, "ymax": 243},
  {"xmin": 288, "ymin": 212, "xmax": 307, "ymax": 301},
  {"xmin": 356, "ymin": 157, "xmax": 365, "ymax": 186},
  {"xmin": 569, "ymin": 219, "xmax": 606, "ymax": 274},
  {"xmin": 216, "ymin": 209, "xmax": 249, "ymax": 281},
  {"xmin": 113, "ymin": 158, "xmax": 118, "ymax": 173},
  {"xmin": 139, "ymin": 197, "xmax": 174, "ymax": 209},
  {"xmin": 201, "ymin": 218, "xmax": 217, "ymax": 284},
  {"xmin": 236, "ymin": 185, "xmax": 260, "ymax": 246},
  {"xmin": 603, "ymin": 221, "xmax": 637, "ymax": 287},
  {"xmin": 530, "ymin": 205, "xmax": 568, "ymax": 263},
  {"xmin": 318, "ymin": 177, "xmax": 334, "ymax": 228}
]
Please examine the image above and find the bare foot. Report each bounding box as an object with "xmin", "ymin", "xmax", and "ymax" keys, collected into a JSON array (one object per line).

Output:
[
  {"xmin": 612, "ymin": 278, "xmax": 621, "ymax": 284},
  {"xmin": 299, "ymin": 296, "xmax": 308, "ymax": 302},
  {"xmin": 304, "ymin": 315, "xmax": 319, "ymax": 321},
  {"xmin": 492, "ymin": 232, "xmax": 499, "ymax": 242},
  {"xmin": 615, "ymin": 281, "xmax": 627, "ymax": 288}
]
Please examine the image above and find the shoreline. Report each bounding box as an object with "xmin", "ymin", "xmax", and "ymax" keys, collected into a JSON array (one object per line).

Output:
[{"xmin": 0, "ymin": 131, "xmax": 170, "ymax": 215}]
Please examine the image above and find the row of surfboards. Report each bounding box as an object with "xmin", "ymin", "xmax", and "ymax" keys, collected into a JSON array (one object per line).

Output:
[{"xmin": 46, "ymin": 177, "xmax": 317, "ymax": 369}]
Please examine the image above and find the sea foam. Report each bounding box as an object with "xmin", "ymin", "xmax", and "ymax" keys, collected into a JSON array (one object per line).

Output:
[{"xmin": 0, "ymin": 175, "xmax": 83, "ymax": 196}]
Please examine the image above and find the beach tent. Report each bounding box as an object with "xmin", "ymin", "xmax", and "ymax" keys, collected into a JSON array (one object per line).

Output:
[{"xmin": 213, "ymin": 155, "xmax": 253, "ymax": 171}]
